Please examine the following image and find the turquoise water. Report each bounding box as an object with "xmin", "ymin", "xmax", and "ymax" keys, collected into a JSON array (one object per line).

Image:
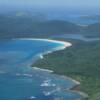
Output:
[{"xmin": 0, "ymin": 39, "xmax": 82, "ymax": 100}]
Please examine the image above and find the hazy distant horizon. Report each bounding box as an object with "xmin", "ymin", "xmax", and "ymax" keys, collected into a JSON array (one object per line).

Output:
[
  {"xmin": 0, "ymin": 0, "xmax": 100, "ymax": 8},
  {"xmin": 0, "ymin": 0, "xmax": 100, "ymax": 15}
]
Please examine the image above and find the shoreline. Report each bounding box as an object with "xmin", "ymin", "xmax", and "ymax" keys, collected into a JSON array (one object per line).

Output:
[
  {"xmin": 13, "ymin": 38, "xmax": 87, "ymax": 99},
  {"xmin": 32, "ymin": 61, "xmax": 88, "ymax": 99},
  {"xmin": 13, "ymin": 38, "xmax": 72, "ymax": 47},
  {"xmin": 24, "ymin": 38, "xmax": 88, "ymax": 99}
]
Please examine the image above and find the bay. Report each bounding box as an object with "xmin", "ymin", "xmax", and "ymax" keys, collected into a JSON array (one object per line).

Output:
[{"xmin": 0, "ymin": 39, "xmax": 82, "ymax": 100}]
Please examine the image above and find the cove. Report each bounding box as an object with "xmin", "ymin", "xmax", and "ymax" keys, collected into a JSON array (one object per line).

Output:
[{"xmin": 0, "ymin": 39, "xmax": 83, "ymax": 100}]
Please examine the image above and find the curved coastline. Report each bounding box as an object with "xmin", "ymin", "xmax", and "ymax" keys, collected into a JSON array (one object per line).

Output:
[
  {"xmin": 13, "ymin": 38, "xmax": 72, "ymax": 65},
  {"xmin": 14, "ymin": 38, "xmax": 72, "ymax": 47},
  {"xmin": 14, "ymin": 38, "xmax": 81, "ymax": 85},
  {"xmin": 29, "ymin": 38, "xmax": 88, "ymax": 99},
  {"xmin": 13, "ymin": 38, "xmax": 86, "ymax": 99}
]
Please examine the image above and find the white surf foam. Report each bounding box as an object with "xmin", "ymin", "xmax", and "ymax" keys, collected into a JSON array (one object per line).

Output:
[{"xmin": 14, "ymin": 38, "xmax": 72, "ymax": 48}]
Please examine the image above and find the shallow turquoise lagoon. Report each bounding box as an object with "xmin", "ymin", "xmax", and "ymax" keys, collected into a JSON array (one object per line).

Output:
[{"xmin": 0, "ymin": 39, "xmax": 82, "ymax": 100}]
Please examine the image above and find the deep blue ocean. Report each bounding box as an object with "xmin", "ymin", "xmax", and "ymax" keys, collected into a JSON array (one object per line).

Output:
[{"xmin": 0, "ymin": 39, "xmax": 82, "ymax": 100}]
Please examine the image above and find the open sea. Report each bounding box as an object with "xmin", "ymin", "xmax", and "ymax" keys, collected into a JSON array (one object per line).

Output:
[{"xmin": 0, "ymin": 39, "xmax": 82, "ymax": 100}]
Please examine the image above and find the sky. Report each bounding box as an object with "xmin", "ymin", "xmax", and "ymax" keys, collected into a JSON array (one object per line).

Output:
[
  {"xmin": 0, "ymin": 0, "xmax": 100, "ymax": 8},
  {"xmin": 0, "ymin": 0, "xmax": 100, "ymax": 15}
]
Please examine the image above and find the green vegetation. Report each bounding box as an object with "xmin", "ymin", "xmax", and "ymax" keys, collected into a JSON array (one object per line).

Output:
[
  {"xmin": 85, "ymin": 23, "xmax": 100, "ymax": 36},
  {"xmin": 1, "ymin": 14, "xmax": 100, "ymax": 100},
  {"xmin": 0, "ymin": 15, "xmax": 81, "ymax": 39},
  {"xmin": 33, "ymin": 39, "xmax": 100, "ymax": 100},
  {"xmin": 1, "ymin": 14, "xmax": 100, "ymax": 39}
]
